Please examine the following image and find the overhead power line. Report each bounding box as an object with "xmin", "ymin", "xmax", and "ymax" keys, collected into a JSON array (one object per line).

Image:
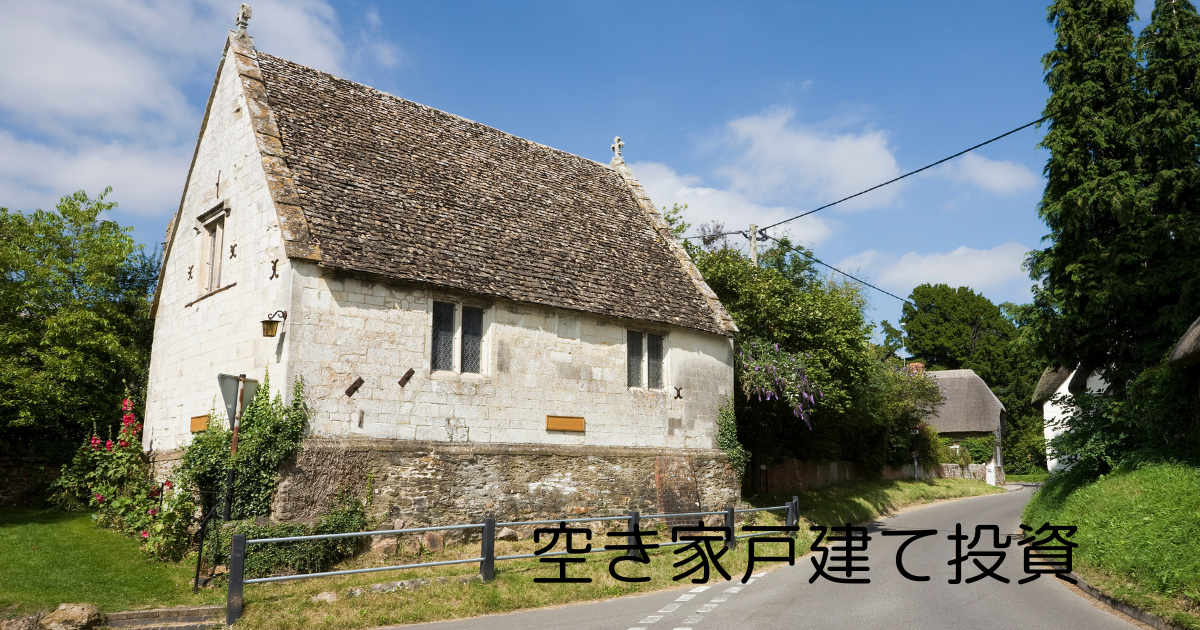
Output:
[
  {"xmin": 682, "ymin": 57, "xmax": 1181, "ymax": 241},
  {"xmin": 757, "ymin": 234, "xmax": 914, "ymax": 306}
]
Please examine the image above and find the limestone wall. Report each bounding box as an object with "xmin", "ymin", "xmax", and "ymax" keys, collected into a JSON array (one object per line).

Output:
[
  {"xmin": 270, "ymin": 438, "xmax": 740, "ymax": 527},
  {"xmin": 143, "ymin": 40, "xmax": 296, "ymax": 450},
  {"xmin": 286, "ymin": 264, "xmax": 735, "ymax": 449}
]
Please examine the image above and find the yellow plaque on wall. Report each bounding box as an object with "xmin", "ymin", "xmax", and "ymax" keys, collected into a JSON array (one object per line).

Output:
[
  {"xmin": 546, "ymin": 416, "xmax": 585, "ymax": 432},
  {"xmin": 190, "ymin": 414, "xmax": 210, "ymax": 433}
]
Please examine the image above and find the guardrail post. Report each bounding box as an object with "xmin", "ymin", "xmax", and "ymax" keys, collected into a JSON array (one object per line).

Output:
[
  {"xmin": 785, "ymin": 500, "xmax": 796, "ymax": 529},
  {"xmin": 790, "ymin": 496, "xmax": 800, "ymax": 535},
  {"xmin": 481, "ymin": 518, "xmax": 495, "ymax": 581},
  {"xmin": 724, "ymin": 506, "xmax": 736, "ymax": 549},
  {"xmin": 227, "ymin": 534, "xmax": 245, "ymax": 625},
  {"xmin": 626, "ymin": 511, "xmax": 641, "ymax": 559}
]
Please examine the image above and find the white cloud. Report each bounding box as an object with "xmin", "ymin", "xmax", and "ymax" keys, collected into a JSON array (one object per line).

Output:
[
  {"xmin": 713, "ymin": 107, "xmax": 902, "ymax": 211},
  {"xmin": 837, "ymin": 242, "xmax": 1031, "ymax": 295},
  {"xmin": 933, "ymin": 152, "xmax": 1039, "ymax": 195},
  {"xmin": 0, "ymin": 0, "xmax": 398, "ymax": 222},
  {"xmin": 632, "ymin": 161, "xmax": 834, "ymax": 246},
  {"xmin": 0, "ymin": 131, "xmax": 189, "ymax": 217}
]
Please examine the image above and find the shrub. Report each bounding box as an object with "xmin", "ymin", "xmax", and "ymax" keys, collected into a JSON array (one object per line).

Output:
[{"xmin": 207, "ymin": 490, "xmax": 368, "ymax": 578}]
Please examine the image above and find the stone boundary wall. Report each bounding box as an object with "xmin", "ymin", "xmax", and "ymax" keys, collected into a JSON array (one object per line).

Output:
[
  {"xmin": 268, "ymin": 438, "xmax": 740, "ymax": 528},
  {"xmin": 760, "ymin": 458, "xmax": 1003, "ymax": 495},
  {"xmin": 0, "ymin": 450, "xmax": 60, "ymax": 506}
]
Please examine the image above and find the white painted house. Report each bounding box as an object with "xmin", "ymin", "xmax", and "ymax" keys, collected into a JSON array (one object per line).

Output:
[
  {"xmin": 1032, "ymin": 366, "xmax": 1107, "ymax": 471},
  {"xmin": 142, "ymin": 16, "xmax": 739, "ymax": 463}
]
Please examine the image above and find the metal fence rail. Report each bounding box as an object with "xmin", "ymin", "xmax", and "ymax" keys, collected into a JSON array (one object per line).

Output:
[{"xmin": 226, "ymin": 498, "xmax": 802, "ymax": 625}]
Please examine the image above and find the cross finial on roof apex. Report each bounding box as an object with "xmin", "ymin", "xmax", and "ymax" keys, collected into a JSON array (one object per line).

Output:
[
  {"xmin": 611, "ymin": 136, "xmax": 624, "ymax": 158},
  {"xmin": 236, "ymin": 4, "xmax": 252, "ymax": 32}
]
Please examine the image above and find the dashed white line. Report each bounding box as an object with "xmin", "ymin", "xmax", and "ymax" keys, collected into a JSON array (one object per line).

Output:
[
  {"xmin": 674, "ymin": 594, "xmax": 696, "ymax": 602},
  {"xmin": 657, "ymin": 604, "xmax": 680, "ymax": 613},
  {"xmin": 709, "ymin": 597, "xmax": 728, "ymax": 603},
  {"xmin": 638, "ymin": 615, "xmax": 663, "ymax": 624},
  {"xmin": 752, "ymin": 572, "xmax": 766, "ymax": 577},
  {"xmin": 683, "ymin": 616, "xmax": 704, "ymax": 624},
  {"xmin": 688, "ymin": 585, "xmax": 711, "ymax": 593},
  {"xmin": 695, "ymin": 604, "xmax": 717, "ymax": 613},
  {"xmin": 724, "ymin": 586, "xmax": 742, "ymax": 593}
]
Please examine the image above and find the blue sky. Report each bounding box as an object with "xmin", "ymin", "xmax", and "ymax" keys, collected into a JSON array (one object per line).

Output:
[{"xmin": 0, "ymin": 0, "xmax": 1158, "ymax": 330}]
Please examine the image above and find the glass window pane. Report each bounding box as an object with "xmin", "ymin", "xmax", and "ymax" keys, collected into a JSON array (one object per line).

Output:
[
  {"xmin": 647, "ymin": 334, "xmax": 663, "ymax": 389},
  {"xmin": 627, "ymin": 330, "xmax": 643, "ymax": 387},
  {"xmin": 461, "ymin": 306, "xmax": 483, "ymax": 374},
  {"xmin": 432, "ymin": 302, "xmax": 455, "ymax": 371}
]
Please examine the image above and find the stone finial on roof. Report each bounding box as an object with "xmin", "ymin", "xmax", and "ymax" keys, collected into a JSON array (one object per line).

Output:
[
  {"xmin": 610, "ymin": 136, "xmax": 625, "ymax": 160},
  {"xmin": 236, "ymin": 4, "xmax": 252, "ymax": 33}
]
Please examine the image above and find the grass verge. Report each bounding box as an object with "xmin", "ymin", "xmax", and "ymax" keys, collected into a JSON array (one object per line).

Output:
[
  {"xmin": 1005, "ymin": 471, "xmax": 1050, "ymax": 483},
  {"xmin": 1023, "ymin": 462, "xmax": 1200, "ymax": 629},
  {"xmin": 1, "ymin": 477, "xmax": 1000, "ymax": 629},
  {"xmin": 0, "ymin": 508, "xmax": 222, "ymax": 617},
  {"xmin": 235, "ymin": 478, "xmax": 1000, "ymax": 630}
]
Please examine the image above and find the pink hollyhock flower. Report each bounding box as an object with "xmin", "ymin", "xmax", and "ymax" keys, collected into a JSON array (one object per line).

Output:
[
  {"xmin": 141, "ymin": 531, "xmax": 148, "ymax": 539},
  {"xmin": 148, "ymin": 508, "xmax": 159, "ymax": 516},
  {"xmin": 163, "ymin": 481, "xmax": 173, "ymax": 489},
  {"xmin": 119, "ymin": 440, "xmax": 128, "ymax": 448},
  {"xmin": 95, "ymin": 494, "xmax": 104, "ymax": 503},
  {"xmin": 105, "ymin": 440, "xmax": 113, "ymax": 452},
  {"xmin": 122, "ymin": 398, "xmax": 133, "ymax": 411},
  {"xmin": 122, "ymin": 413, "xmax": 135, "ymax": 426}
]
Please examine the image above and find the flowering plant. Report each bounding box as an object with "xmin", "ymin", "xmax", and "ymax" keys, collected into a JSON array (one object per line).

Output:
[
  {"xmin": 736, "ymin": 338, "xmax": 823, "ymax": 427},
  {"xmin": 49, "ymin": 395, "xmax": 194, "ymax": 560}
]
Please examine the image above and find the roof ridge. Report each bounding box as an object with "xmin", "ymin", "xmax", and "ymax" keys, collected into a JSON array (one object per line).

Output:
[{"xmin": 255, "ymin": 51, "xmax": 611, "ymax": 170}]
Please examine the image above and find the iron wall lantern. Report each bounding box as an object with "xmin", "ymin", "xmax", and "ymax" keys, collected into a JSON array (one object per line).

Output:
[{"xmin": 261, "ymin": 310, "xmax": 287, "ymax": 337}]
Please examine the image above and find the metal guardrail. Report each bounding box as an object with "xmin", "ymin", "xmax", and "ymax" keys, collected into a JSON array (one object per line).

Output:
[{"xmin": 226, "ymin": 499, "xmax": 801, "ymax": 624}]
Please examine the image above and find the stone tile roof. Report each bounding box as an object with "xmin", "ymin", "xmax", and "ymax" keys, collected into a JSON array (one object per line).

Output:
[
  {"xmin": 926, "ymin": 369, "xmax": 1006, "ymax": 435},
  {"xmin": 255, "ymin": 53, "xmax": 730, "ymax": 335}
]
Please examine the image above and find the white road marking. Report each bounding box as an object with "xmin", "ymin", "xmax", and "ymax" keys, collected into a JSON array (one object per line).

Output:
[
  {"xmin": 638, "ymin": 616, "xmax": 663, "ymax": 624},
  {"xmin": 689, "ymin": 585, "xmax": 711, "ymax": 593},
  {"xmin": 752, "ymin": 572, "xmax": 766, "ymax": 577},
  {"xmin": 675, "ymin": 594, "xmax": 696, "ymax": 602},
  {"xmin": 744, "ymin": 578, "xmax": 756, "ymax": 584},
  {"xmin": 670, "ymin": 628, "xmax": 692, "ymax": 630},
  {"xmin": 696, "ymin": 604, "xmax": 717, "ymax": 613},
  {"xmin": 724, "ymin": 586, "xmax": 742, "ymax": 593},
  {"xmin": 658, "ymin": 604, "xmax": 680, "ymax": 613},
  {"xmin": 709, "ymin": 597, "xmax": 728, "ymax": 603},
  {"xmin": 683, "ymin": 616, "xmax": 703, "ymax": 624}
]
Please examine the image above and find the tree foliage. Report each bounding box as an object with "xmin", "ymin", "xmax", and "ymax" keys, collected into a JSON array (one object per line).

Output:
[
  {"xmin": 0, "ymin": 189, "xmax": 158, "ymax": 446},
  {"xmin": 1030, "ymin": 0, "xmax": 1200, "ymax": 473},
  {"xmin": 669, "ymin": 210, "xmax": 945, "ymax": 472},
  {"xmin": 892, "ymin": 284, "xmax": 1047, "ymax": 474}
]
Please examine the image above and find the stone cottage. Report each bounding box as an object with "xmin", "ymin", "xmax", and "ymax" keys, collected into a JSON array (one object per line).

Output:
[
  {"xmin": 926, "ymin": 369, "xmax": 1006, "ymax": 484},
  {"xmin": 142, "ymin": 11, "xmax": 740, "ymax": 524}
]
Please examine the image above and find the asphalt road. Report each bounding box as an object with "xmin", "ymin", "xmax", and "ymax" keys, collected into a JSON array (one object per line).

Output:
[{"xmin": 391, "ymin": 486, "xmax": 1136, "ymax": 630}]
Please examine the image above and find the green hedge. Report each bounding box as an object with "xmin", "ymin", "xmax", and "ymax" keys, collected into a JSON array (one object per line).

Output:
[{"xmin": 208, "ymin": 492, "xmax": 368, "ymax": 579}]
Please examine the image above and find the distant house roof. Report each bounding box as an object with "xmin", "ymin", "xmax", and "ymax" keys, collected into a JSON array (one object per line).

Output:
[
  {"xmin": 926, "ymin": 369, "xmax": 1006, "ymax": 435},
  {"xmin": 1031, "ymin": 366, "xmax": 1072, "ymax": 410},
  {"xmin": 1169, "ymin": 316, "xmax": 1200, "ymax": 367},
  {"xmin": 245, "ymin": 52, "xmax": 734, "ymax": 336}
]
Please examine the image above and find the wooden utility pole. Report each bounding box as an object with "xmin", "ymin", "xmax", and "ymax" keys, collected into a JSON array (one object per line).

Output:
[{"xmin": 749, "ymin": 223, "xmax": 758, "ymax": 266}]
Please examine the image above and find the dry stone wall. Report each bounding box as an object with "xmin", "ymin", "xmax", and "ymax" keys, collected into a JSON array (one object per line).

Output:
[{"xmin": 270, "ymin": 438, "xmax": 740, "ymax": 528}]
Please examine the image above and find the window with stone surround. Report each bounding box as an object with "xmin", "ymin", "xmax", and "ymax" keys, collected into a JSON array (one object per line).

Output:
[
  {"xmin": 196, "ymin": 202, "xmax": 229, "ymax": 295},
  {"xmin": 627, "ymin": 330, "xmax": 665, "ymax": 389},
  {"xmin": 431, "ymin": 301, "xmax": 486, "ymax": 375}
]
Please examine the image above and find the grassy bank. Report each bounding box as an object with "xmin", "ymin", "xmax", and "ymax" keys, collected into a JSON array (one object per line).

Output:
[
  {"xmin": 1023, "ymin": 463, "xmax": 1200, "ymax": 629},
  {"xmin": 1, "ymin": 477, "xmax": 1000, "ymax": 629},
  {"xmin": 0, "ymin": 509, "xmax": 222, "ymax": 616},
  {"xmin": 757, "ymin": 476, "xmax": 1006, "ymax": 526}
]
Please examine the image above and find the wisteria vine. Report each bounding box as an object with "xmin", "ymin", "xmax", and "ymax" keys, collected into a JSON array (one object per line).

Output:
[{"xmin": 736, "ymin": 338, "xmax": 824, "ymax": 427}]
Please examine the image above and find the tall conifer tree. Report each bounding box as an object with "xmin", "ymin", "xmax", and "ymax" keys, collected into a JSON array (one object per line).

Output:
[
  {"xmin": 1028, "ymin": 0, "xmax": 1144, "ymax": 385},
  {"xmin": 1133, "ymin": 0, "xmax": 1200, "ymax": 357}
]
